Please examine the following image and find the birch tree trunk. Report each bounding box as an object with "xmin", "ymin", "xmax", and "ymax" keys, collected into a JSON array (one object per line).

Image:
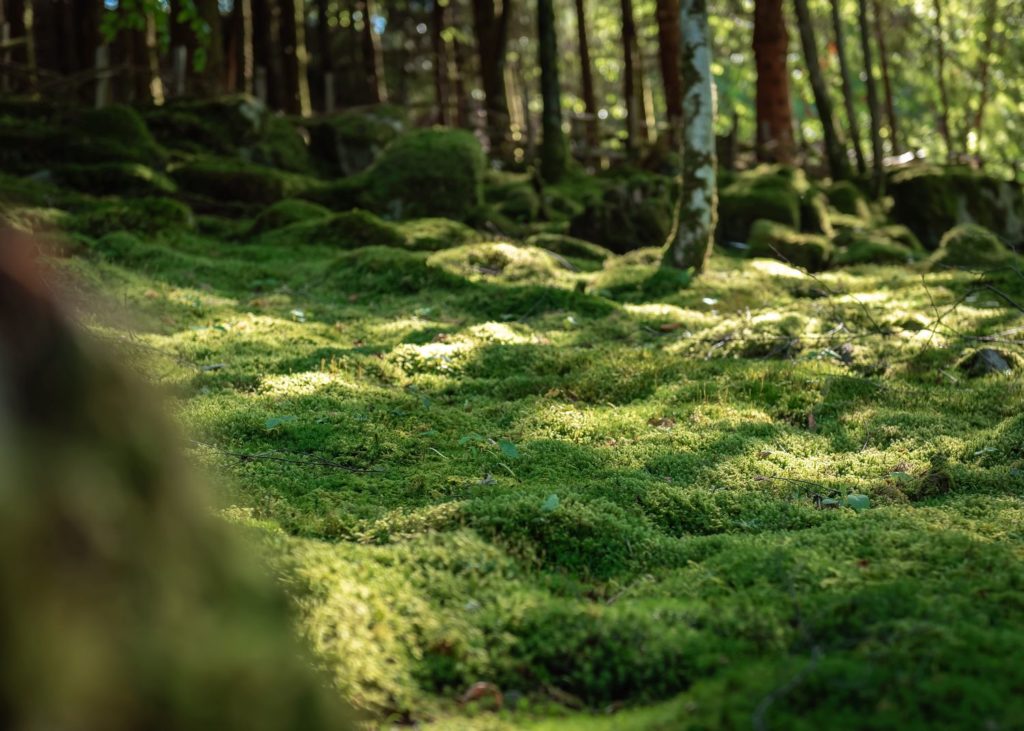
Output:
[
  {"xmin": 830, "ymin": 0, "xmax": 865, "ymax": 173},
  {"xmin": 662, "ymin": 0, "xmax": 716, "ymax": 275}
]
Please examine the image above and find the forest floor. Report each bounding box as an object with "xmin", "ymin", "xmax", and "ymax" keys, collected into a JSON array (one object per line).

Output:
[{"xmin": 54, "ymin": 223, "xmax": 1024, "ymax": 729}]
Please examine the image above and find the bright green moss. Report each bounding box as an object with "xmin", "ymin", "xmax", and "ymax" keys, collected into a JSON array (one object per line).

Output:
[
  {"xmin": 525, "ymin": 233, "xmax": 614, "ymax": 262},
  {"xmin": 834, "ymin": 233, "xmax": 919, "ymax": 266},
  {"xmin": 398, "ymin": 217, "xmax": 480, "ymax": 251},
  {"xmin": 717, "ymin": 172, "xmax": 801, "ymax": 243},
  {"xmin": 928, "ymin": 223, "xmax": 1013, "ymax": 269},
  {"xmin": 68, "ymin": 197, "xmax": 194, "ymax": 238},
  {"xmin": 427, "ymin": 242, "xmax": 570, "ymax": 284},
  {"xmin": 259, "ymin": 209, "xmax": 405, "ymax": 249},
  {"xmin": 826, "ymin": 180, "xmax": 871, "ymax": 218},
  {"xmin": 747, "ymin": 219, "xmax": 832, "ymax": 271},
  {"xmin": 247, "ymin": 199, "xmax": 331, "ymax": 237}
]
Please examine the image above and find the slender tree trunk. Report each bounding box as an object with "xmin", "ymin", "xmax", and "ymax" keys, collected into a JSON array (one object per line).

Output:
[
  {"xmin": 360, "ymin": 0, "xmax": 387, "ymax": 103},
  {"xmin": 431, "ymin": 0, "xmax": 449, "ymax": 124},
  {"xmin": 971, "ymin": 0, "xmax": 998, "ymax": 160},
  {"xmin": 857, "ymin": 0, "xmax": 883, "ymax": 194},
  {"xmin": 196, "ymin": 0, "xmax": 224, "ymax": 96},
  {"xmin": 280, "ymin": 0, "xmax": 312, "ymax": 115},
  {"xmin": 574, "ymin": 0, "xmax": 599, "ymax": 150},
  {"xmin": 621, "ymin": 0, "xmax": 639, "ymax": 152},
  {"xmin": 663, "ymin": 0, "xmax": 716, "ymax": 275},
  {"xmin": 450, "ymin": 0, "xmax": 471, "ymax": 128},
  {"xmin": 792, "ymin": 0, "xmax": 849, "ymax": 179},
  {"xmin": 870, "ymin": 0, "xmax": 898, "ymax": 155},
  {"xmin": 636, "ymin": 36, "xmax": 653, "ymax": 143},
  {"xmin": 315, "ymin": 0, "xmax": 333, "ymax": 110},
  {"xmin": 655, "ymin": 0, "xmax": 683, "ymax": 146},
  {"xmin": 932, "ymin": 0, "xmax": 952, "ymax": 162},
  {"xmin": 471, "ymin": 0, "xmax": 512, "ymax": 155},
  {"xmin": 238, "ymin": 0, "xmax": 254, "ymax": 95},
  {"xmin": 537, "ymin": 0, "xmax": 566, "ymax": 181},
  {"xmin": 829, "ymin": 0, "xmax": 865, "ymax": 172},
  {"xmin": 753, "ymin": 0, "xmax": 794, "ymax": 163}
]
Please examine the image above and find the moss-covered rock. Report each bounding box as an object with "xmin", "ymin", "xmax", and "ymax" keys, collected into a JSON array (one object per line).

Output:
[
  {"xmin": 718, "ymin": 171, "xmax": 801, "ymax": 243},
  {"xmin": 873, "ymin": 224, "xmax": 925, "ymax": 253},
  {"xmin": 834, "ymin": 232, "xmax": 919, "ymax": 266},
  {"xmin": 485, "ymin": 171, "xmax": 542, "ymax": 223},
  {"xmin": 889, "ymin": 165, "xmax": 1024, "ymax": 248},
  {"xmin": 363, "ymin": 128, "xmax": 485, "ymax": 221},
  {"xmin": 299, "ymin": 174, "xmax": 367, "ymax": 212},
  {"xmin": 66, "ymin": 105, "xmax": 166, "ymax": 167},
  {"xmin": 144, "ymin": 96, "xmax": 266, "ymax": 154},
  {"xmin": 525, "ymin": 232, "xmax": 613, "ymax": 262},
  {"xmin": 801, "ymin": 189, "xmax": 835, "ymax": 237},
  {"xmin": 427, "ymin": 242, "xmax": 568, "ymax": 284},
  {"xmin": 53, "ymin": 163, "xmax": 176, "ymax": 197},
  {"xmin": 826, "ymin": 180, "xmax": 871, "ymax": 219},
  {"xmin": 247, "ymin": 199, "xmax": 331, "ymax": 237},
  {"xmin": 248, "ymin": 116, "xmax": 312, "ymax": 173},
  {"xmin": 68, "ymin": 197, "xmax": 195, "ymax": 238},
  {"xmin": 261, "ymin": 209, "xmax": 405, "ymax": 249},
  {"xmin": 590, "ymin": 262, "xmax": 692, "ymax": 302},
  {"xmin": 747, "ymin": 219, "xmax": 832, "ymax": 271},
  {"xmin": 398, "ymin": 217, "xmax": 480, "ymax": 251},
  {"xmin": 927, "ymin": 223, "xmax": 1013, "ymax": 269},
  {"xmin": 171, "ymin": 159, "xmax": 298, "ymax": 206},
  {"xmin": 568, "ymin": 174, "xmax": 676, "ymax": 253},
  {"xmin": 307, "ymin": 107, "xmax": 405, "ymax": 176}
]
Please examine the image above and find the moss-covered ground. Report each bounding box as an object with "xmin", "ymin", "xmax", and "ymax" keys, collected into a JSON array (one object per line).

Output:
[{"xmin": 40, "ymin": 219, "xmax": 1023, "ymax": 730}]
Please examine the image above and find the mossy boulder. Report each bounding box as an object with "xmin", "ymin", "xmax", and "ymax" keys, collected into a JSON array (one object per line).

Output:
[
  {"xmin": 927, "ymin": 223, "xmax": 1013, "ymax": 269},
  {"xmin": 144, "ymin": 96, "xmax": 266, "ymax": 154},
  {"xmin": 308, "ymin": 107, "xmax": 405, "ymax": 176},
  {"xmin": 53, "ymin": 163, "xmax": 176, "ymax": 197},
  {"xmin": 398, "ymin": 217, "xmax": 480, "ymax": 251},
  {"xmin": 833, "ymin": 232, "xmax": 919, "ymax": 266},
  {"xmin": 485, "ymin": 172, "xmax": 542, "ymax": 223},
  {"xmin": 747, "ymin": 219, "xmax": 832, "ymax": 271},
  {"xmin": 247, "ymin": 199, "xmax": 331, "ymax": 237},
  {"xmin": 568, "ymin": 174, "xmax": 676, "ymax": 253},
  {"xmin": 427, "ymin": 242, "xmax": 567, "ymax": 284},
  {"xmin": 826, "ymin": 180, "xmax": 871, "ymax": 219},
  {"xmin": 889, "ymin": 165, "xmax": 1024, "ymax": 248},
  {"xmin": 248, "ymin": 116, "xmax": 312, "ymax": 173},
  {"xmin": 171, "ymin": 159, "xmax": 296, "ymax": 206},
  {"xmin": 66, "ymin": 105, "xmax": 166, "ymax": 167},
  {"xmin": 363, "ymin": 128, "xmax": 485, "ymax": 221},
  {"xmin": 68, "ymin": 197, "xmax": 195, "ymax": 238},
  {"xmin": 525, "ymin": 232, "xmax": 613, "ymax": 262},
  {"xmin": 801, "ymin": 189, "xmax": 835, "ymax": 237},
  {"xmin": 590, "ymin": 262, "xmax": 692, "ymax": 302},
  {"xmin": 261, "ymin": 209, "xmax": 405, "ymax": 249},
  {"xmin": 299, "ymin": 174, "xmax": 368, "ymax": 212},
  {"xmin": 718, "ymin": 172, "xmax": 801, "ymax": 243}
]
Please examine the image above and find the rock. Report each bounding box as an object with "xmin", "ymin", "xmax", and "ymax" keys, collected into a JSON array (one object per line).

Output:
[
  {"xmin": 960, "ymin": 348, "xmax": 1014, "ymax": 376},
  {"xmin": 568, "ymin": 174, "xmax": 675, "ymax": 253},
  {"xmin": 927, "ymin": 223, "xmax": 1013, "ymax": 270},
  {"xmin": 717, "ymin": 167, "xmax": 802, "ymax": 244},
  {"xmin": 746, "ymin": 219, "xmax": 832, "ymax": 272}
]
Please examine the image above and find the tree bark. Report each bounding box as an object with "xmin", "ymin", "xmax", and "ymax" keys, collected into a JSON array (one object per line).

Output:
[
  {"xmin": 196, "ymin": 0, "xmax": 224, "ymax": 96},
  {"xmin": 971, "ymin": 0, "xmax": 999, "ymax": 159},
  {"xmin": 238, "ymin": 0, "xmax": 254, "ymax": 95},
  {"xmin": 870, "ymin": 0, "xmax": 898, "ymax": 155},
  {"xmin": 829, "ymin": 0, "xmax": 865, "ymax": 173},
  {"xmin": 431, "ymin": 0, "xmax": 449, "ymax": 124},
  {"xmin": 279, "ymin": 0, "xmax": 312, "ymax": 115},
  {"xmin": 932, "ymin": 0, "xmax": 952, "ymax": 162},
  {"xmin": 621, "ymin": 0, "xmax": 639, "ymax": 152},
  {"xmin": 252, "ymin": 0, "xmax": 283, "ymax": 106},
  {"xmin": 360, "ymin": 0, "xmax": 387, "ymax": 103},
  {"xmin": 471, "ymin": 0, "xmax": 512, "ymax": 155},
  {"xmin": 655, "ymin": 0, "xmax": 683, "ymax": 146},
  {"xmin": 857, "ymin": 0, "xmax": 883, "ymax": 194},
  {"xmin": 574, "ymin": 0, "xmax": 599, "ymax": 150},
  {"xmin": 537, "ymin": 0, "xmax": 566, "ymax": 181},
  {"xmin": 792, "ymin": 0, "xmax": 849, "ymax": 179},
  {"xmin": 663, "ymin": 0, "xmax": 716, "ymax": 275},
  {"xmin": 753, "ymin": 0, "xmax": 794, "ymax": 163}
]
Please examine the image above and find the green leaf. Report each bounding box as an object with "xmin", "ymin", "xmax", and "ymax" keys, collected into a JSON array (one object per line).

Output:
[
  {"xmin": 498, "ymin": 439, "xmax": 520, "ymax": 459},
  {"xmin": 265, "ymin": 415, "xmax": 297, "ymax": 430},
  {"xmin": 845, "ymin": 494, "xmax": 871, "ymax": 512},
  {"xmin": 541, "ymin": 494, "xmax": 560, "ymax": 513}
]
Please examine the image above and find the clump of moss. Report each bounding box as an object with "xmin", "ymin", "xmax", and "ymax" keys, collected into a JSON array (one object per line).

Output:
[
  {"xmin": 145, "ymin": 96, "xmax": 266, "ymax": 154},
  {"xmin": 262, "ymin": 209, "xmax": 405, "ymax": 249},
  {"xmin": 590, "ymin": 262, "xmax": 692, "ymax": 302},
  {"xmin": 68, "ymin": 197, "xmax": 195, "ymax": 238},
  {"xmin": 427, "ymin": 242, "xmax": 567, "ymax": 284},
  {"xmin": 928, "ymin": 223, "xmax": 1012, "ymax": 269},
  {"xmin": 525, "ymin": 233, "xmax": 613, "ymax": 262},
  {"xmin": 833, "ymin": 229, "xmax": 921, "ymax": 266},
  {"xmin": 747, "ymin": 219, "xmax": 832, "ymax": 271},
  {"xmin": 300, "ymin": 174, "xmax": 368, "ymax": 212},
  {"xmin": 873, "ymin": 223, "xmax": 925, "ymax": 252},
  {"xmin": 568, "ymin": 174, "xmax": 676, "ymax": 253},
  {"xmin": 171, "ymin": 159, "xmax": 295, "ymax": 206},
  {"xmin": 718, "ymin": 170, "xmax": 801, "ymax": 243},
  {"xmin": 308, "ymin": 107, "xmax": 405, "ymax": 176},
  {"xmin": 364, "ymin": 128, "xmax": 485, "ymax": 221},
  {"xmin": 398, "ymin": 217, "xmax": 480, "ymax": 251},
  {"xmin": 801, "ymin": 189, "xmax": 835, "ymax": 237},
  {"xmin": 249, "ymin": 116, "xmax": 312, "ymax": 173},
  {"xmin": 67, "ymin": 104, "xmax": 166, "ymax": 167},
  {"xmin": 485, "ymin": 171, "xmax": 542, "ymax": 223},
  {"xmin": 826, "ymin": 180, "xmax": 871, "ymax": 219},
  {"xmin": 247, "ymin": 199, "xmax": 331, "ymax": 237},
  {"xmin": 53, "ymin": 163, "xmax": 176, "ymax": 197}
]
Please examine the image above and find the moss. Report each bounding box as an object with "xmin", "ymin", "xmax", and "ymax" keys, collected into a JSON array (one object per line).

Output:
[
  {"xmin": 826, "ymin": 180, "xmax": 871, "ymax": 218},
  {"xmin": 525, "ymin": 233, "xmax": 614, "ymax": 262},
  {"xmin": 568, "ymin": 174, "xmax": 676, "ymax": 253},
  {"xmin": 717, "ymin": 171, "xmax": 801, "ymax": 243},
  {"xmin": 747, "ymin": 219, "xmax": 832, "ymax": 271},
  {"xmin": 247, "ymin": 199, "xmax": 331, "ymax": 237},
  {"xmin": 68, "ymin": 197, "xmax": 195, "ymax": 238},
  {"xmin": 364, "ymin": 128, "xmax": 485, "ymax": 221},
  {"xmin": 928, "ymin": 223, "xmax": 1013, "ymax": 269},
  {"xmin": 398, "ymin": 218, "xmax": 480, "ymax": 251},
  {"xmin": 249, "ymin": 116, "xmax": 313, "ymax": 173},
  {"xmin": 53, "ymin": 163, "xmax": 177, "ymax": 197},
  {"xmin": 801, "ymin": 189, "xmax": 835, "ymax": 237},
  {"xmin": 308, "ymin": 107, "xmax": 405, "ymax": 176},
  {"xmin": 67, "ymin": 104, "xmax": 166, "ymax": 167},
  {"xmin": 171, "ymin": 158, "xmax": 302, "ymax": 206},
  {"xmin": 833, "ymin": 232, "xmax": 919, "ymax": 266},
  {"xmin": 299, "ymin": 174, "xmax": 368, "ymax": 212},
  {"xmin": 260, "ymin": 209, "xmax": 405, "ymax": 249},
  {"xmin": 874, "ymin": 224, "xmax": 925, "ymax": 253},
  {"xmin": 590, "ymin": 262, "xmax": 692, "ymax": 302},
  {"xmin": 427, "ymin": 242, "xmax": 571, "ymax": 285},
  {"xmin": 485, "ymin": 172, "xmax": 542, "ymax": 223}
]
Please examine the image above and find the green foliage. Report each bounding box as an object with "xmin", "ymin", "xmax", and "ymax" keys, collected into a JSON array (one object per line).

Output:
[
  {"xmin": 364, "ymin": 128, "xmax": 485, "ymax": 221},
  {"xmin": 747, "ymin": 219, "xmax": 833, "ymax": 271}
]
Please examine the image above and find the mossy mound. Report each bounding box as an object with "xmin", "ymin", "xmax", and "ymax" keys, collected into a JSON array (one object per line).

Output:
[
  {"xmin": 590, "ymin": 261, "xmax": 692, "ymax": 302},
  {"xmin": 53, "ymin": 163, "xmax": 176, "ymax": 197},
  {"xmin": 747, "ymin": 219, "xmax": 832, "ymax": 271},
  {"xmin": 525, "ymin": 233, "xmax": 614, "ymax": 262},
  {"xmin": 427, "ymin": 242, "xmax": 568, "ymax": 284},
  {"xmin": 485, "ymin": 172, "xmax": 542, "ymax": 223},
  {"xmin": 247, "ymin": 199, "xmax": 331, "ymax": 237},
  {"xmin": 718, "ymin": 170, "xmax": 801, "ymax": 243},
  {"xmin": 928, "ymin": 223, "xmax": 1013, "ymax": 269},
  {"xmin": 144, "ymin": 96, "xmax": 266, "ymax": 154},
  {"xmin": 69, "ymin": 197, "xmax": 195, "ymax": 238},
  {"xmin": 398, "ymin": 217, "xmax": 480, "ymax": 251},
  {"xmin": 364, "ymin": 128, "xmax": 485, "ymax": 222},
  {"xmin": 66, "ymin": 105, "xmax": 167, "ymax": 167},
  {"xmin": 873, "ymin": 224, "xmax": 925, "ymax": 253},
  {"xmin": 171, "ymin": 159, "xmax": 301, "ymax": 207},
  {"xmin": 249, "ymin": 116, "xmax": 313, "ymax": 173},
  {"xmin": 889, "ymin": 165, "xmax": 1024, "ymax": 248},
  {"xmin": 833, "ymin": 232, "xmax": 920, "ymax": 266},
  {"xmin": 299, "ymin": 174, "xmax": 367, "ymax": 212},
  {"xmin": 826, "ymin": 180, "xmax": 871, "ymax": 219},
  {"xmin": 262, "ymin": 209, "xmax": 405, "ymax": 249},
  {"xmin": 308, "ymin": 107, "xmax": 405, "ymax": 176},
  {"xmin": 801, "ymin": 189, "xmax": 835, "ymax": 237},
  {"xmin": 568, "ymin": 174, "xmax": 675, "ymax": 253}
]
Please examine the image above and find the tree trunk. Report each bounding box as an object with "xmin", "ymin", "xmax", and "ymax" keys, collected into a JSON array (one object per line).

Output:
[
  {"xmin": 857, "ymin": 0, "xmax": 883, "ymax": 194},
  {"xmin": 237, "ymin": 0, "xmax": 254, "ymax": 95},
  {"xmin": 451, "ymin": 6, "xmax": 471, "ymax": 128},
  {"xmin": 753, "ymin": 0, "xmax": 794, "ymax": 163},
  {"xmin": 621, "ymin": 0, "xmax": 640, "ymax": 152},
  {"xmin": 971, "ymin": 0, "xmax": 998, "ymax": 159},
  {"xmin": 792, "ymin": 0, "xmax": 849, "ymax": 179},
  {"xmin": 280, "ymin": 0, "xmax": 311, "ymax": 115},
  {"xmin": 537, "ymin": 0, "xmax": 566, "ymax": 181},
  {"xmin": 870, "ymin": 0, "xmax": 898, "ymax": 155},
  {"xmin": 830, "ymin": 0, "xmax": 865, "ymax": 172},
  {"xmin": 431, "ymin": 0, "xmax": 449, "ymax": 124},
  {"xmin": 196, "ymin": 0, "xmax": 224, "ymax": 96},
  {"xmin": 574, "ymin": 0, "xmax": 599, "ymax": 150},
  {"xmin": 655, "ymin": 0, "xmax": 683, "ymax": 146},
  {"xmin": 932, "ymin": 0, "xmax": 952, "ymax": 162},
  {"xmin": 360, "ymin": 0, "xmax": 387, "ymax": 103},
  {"xmin": 471, "ymin": 0, "xmax": 512, "ymax": 155},
  {"xmin": 663, "ymin": 0, "xmax": 716, "ymax": 275}
]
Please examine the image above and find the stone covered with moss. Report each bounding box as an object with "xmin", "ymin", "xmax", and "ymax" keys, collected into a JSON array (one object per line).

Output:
[
  {"xmin": 171, "ymin": 158, "xmax": 304, "ymax": 207},
  {"xmin": 307, "ymin": 106, "xmax": 405, "ymax": 176},
  {"xmin": 259, "ymin": 208, "xmax": 405, "ymax": 249},
  {"xmin": 717, "ymin": 168, "xmax": 801, "ymax": 243},
  {"xmin": 247, "ymin": 199, "xmax": 331, "ymax": 237},
  {"xmin": 398, "ymin": 217, "xmax": 480, "ymax": 251},
  {"xmin": 928, "ymin": 223, "xmax": 1014, "ymax": 269},
  {"xmin": 569, "ymin": 173, "xmax": 676, "ymax": 253},
  {"xmin": 825, "ymin": 180, "xmax": 871, "ymax": 219},
  {"xmin": 69, "ymin": 197, "xmax": 195, "ymax": 238},
  {"xmin": 747, "ymin": 219, "xmax": 832, "ymax": 271},
  {"xmin": 525, "ymin": 232, "xmax": 614, "ymax": 262},
  {"xmin": 54, "ymin": 162, "xmax": 177, "ymax": 198}
]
